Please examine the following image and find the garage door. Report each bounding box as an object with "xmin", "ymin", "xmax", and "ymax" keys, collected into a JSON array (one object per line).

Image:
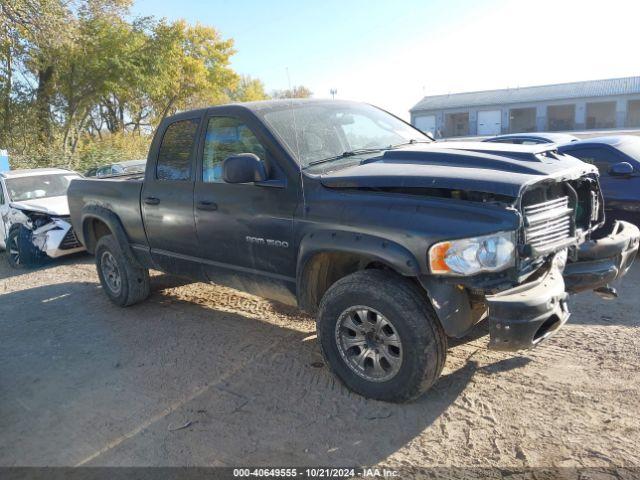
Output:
[
  {"xmin": 414, "ymin": 115, "xmax": 436, "ymax": 135},
  {"xmin": 477, "ymin": 110, "xmax": 502, "ymax": 136}
]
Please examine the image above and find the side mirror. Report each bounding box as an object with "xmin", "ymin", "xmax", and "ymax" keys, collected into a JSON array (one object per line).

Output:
[
  {"xmin": 222, "ymin": 153, "xmax": 267, "ymax": 183},
  {"xmin": 609, "ymin": 161, "xmax": 634, "ymax": 176}
]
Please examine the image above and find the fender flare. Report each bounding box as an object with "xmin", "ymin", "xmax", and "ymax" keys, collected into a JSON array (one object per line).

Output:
[
  {"xmin": 296, "ymin": 230, "xmax": 421, "ymax": 310},
  {"xmin": 418, "ymin": 276, "xmax": 480, "ymax": 338},
  {"xmin": 80, "ymin": 205, "xmax": 136, "ymax": 262}
]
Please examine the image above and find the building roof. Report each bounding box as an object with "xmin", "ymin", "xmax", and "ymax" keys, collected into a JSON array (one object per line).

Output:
[{"xmin": 411, "ymin": 76, "xmax": 640, "ymax": 113}]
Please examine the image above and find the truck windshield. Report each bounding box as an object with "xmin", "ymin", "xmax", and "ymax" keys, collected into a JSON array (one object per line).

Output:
[
  {"xmin": 261, "ymin": 103, "xmax": 431, "ymax": 168},
  {"xmin": 5, "ymin": 173, "xmax": 80, "ymax": 202}
]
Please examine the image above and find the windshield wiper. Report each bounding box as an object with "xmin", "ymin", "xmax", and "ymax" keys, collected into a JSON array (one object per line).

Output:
[
  {"xmin": 305, "ymin": 139, "xmax": 432, "ymax": 168},
  {"xmin": 305, "ymin": 147, "xmax": 387, "ymax": 168},
  {"xmin": 388, "ymin": 139, "xmax": 432, "ymax": 149}
]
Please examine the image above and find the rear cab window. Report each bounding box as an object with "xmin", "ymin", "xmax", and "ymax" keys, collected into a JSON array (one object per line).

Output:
[{"xmin": 156, "ymin": 119, "xmax": 200, "ymax": 181}]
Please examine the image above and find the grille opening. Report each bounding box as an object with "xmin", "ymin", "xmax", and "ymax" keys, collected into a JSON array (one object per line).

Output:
[
  {"xmin": 520, "ymin": 176, "xmax": 602, "ymax": 255},
  {"xmin": 521, "ymin": 182, "xmax": 567, "ymax": 208},
  {"xmin": 520, "ymin": 180, "xmax": 580, "ymax": 253},
  {"xmin": 60, "ymin": 228, "xmax": 82, "ymax": 250},
  {"xmin": 522, "ymin": 196, "xmax": 573, "ymax": 251},
  {"xmin": 533, "ymin": 314, "xmax": 561, "ymax": 342}
]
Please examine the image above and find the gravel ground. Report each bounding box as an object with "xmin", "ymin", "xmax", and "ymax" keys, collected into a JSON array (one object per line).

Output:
[{"xmin": 0, "ymin": 253, "xmax": 639, "ymax": 470}]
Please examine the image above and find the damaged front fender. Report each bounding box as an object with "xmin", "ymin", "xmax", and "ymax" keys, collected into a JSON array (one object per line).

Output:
[{"xmin": 2, "ymin": 206, "xmax": 32, "ymax": 229}]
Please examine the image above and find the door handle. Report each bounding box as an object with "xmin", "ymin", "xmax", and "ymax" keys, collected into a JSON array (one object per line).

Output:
[
  {"xmin": 196, "ymin": 200, "xmax": 218, "ymax": 211},
  {"xmin": 144, "ymin": 196, "xmax": 160, "ymax": 205}
]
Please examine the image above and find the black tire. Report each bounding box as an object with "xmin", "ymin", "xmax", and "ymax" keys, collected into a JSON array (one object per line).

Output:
[
  {"xmin": 6, "ymin": 225, "xmax": 25, "ymax": 269},
  {"xmin": 317, "ymin": 270, "xmax": 447, "ymax": 403},
  {"xmin": 95, "ymin": 234, "xmax": 150, "ymax": 307}
]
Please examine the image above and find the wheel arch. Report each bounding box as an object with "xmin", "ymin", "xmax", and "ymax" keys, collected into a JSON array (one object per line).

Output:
[
  {"xmin": 79, "ymin": 206, "xmax": 141, "ymax": 262},
  {"xmin": 296, "ymin": 231, "xmax": 421, "ymax": 313}
]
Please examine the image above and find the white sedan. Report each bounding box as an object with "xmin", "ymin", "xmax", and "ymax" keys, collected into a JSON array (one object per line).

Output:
[{"xmin": 0, "ymin": 168, "xmax": 85, "ymax": 267}]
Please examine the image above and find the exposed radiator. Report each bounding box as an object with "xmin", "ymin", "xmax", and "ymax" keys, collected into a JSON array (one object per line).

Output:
[{"xmin": 523, "ymin": 196, "xmax": 573, "ymax": 251}]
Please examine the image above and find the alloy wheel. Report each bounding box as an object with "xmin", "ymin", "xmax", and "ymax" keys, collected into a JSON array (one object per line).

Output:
[
  {"xmin": 334, "ymin": 306, "xmax": 403, "ymax": 382},
  {"xmin": 100, "ymin": 251, "xmax": 122, "ymax": 295}
]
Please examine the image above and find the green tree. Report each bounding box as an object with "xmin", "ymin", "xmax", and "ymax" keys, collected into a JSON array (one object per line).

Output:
[
  {"xmin": 272, "ymin": 85, "xmax": 313, "ymax": 99},
  {"xmin": 0, "ymin": 0, "xmax": 271, "ymax": 172},
  {"xmin": 228, "ymin": 75, "xmax": 270, "ymax": 102},
  {"xmin": 0, "ymin": 0, "xmax": 69, "ymax": 144},
  {"xmin": 147, "ymin": 20, "xmax": 238, "ymax": 122}
]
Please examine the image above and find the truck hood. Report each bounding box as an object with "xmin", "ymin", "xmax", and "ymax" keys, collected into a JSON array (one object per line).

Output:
[
  {"xmin": 319, "ymin": 142, "xmax": 598, "ymax": 198},
  {"xmin": 9, "ymin": 196, "xmax": 70, "ymax": 216}
]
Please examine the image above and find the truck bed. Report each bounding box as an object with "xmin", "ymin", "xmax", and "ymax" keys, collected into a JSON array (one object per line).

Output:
[{"xmin": 67, "ymin": 176, "xmax": 148, "ymax": 249}]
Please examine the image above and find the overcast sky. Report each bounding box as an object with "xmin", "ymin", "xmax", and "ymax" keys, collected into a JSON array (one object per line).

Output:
[{"xmin": 132, "ymin": 0, "xmax": 639, "ymax": 119}]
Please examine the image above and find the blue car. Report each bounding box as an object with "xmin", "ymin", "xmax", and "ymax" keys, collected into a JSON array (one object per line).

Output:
[{"xmin": 558, "ymin": 136, "xmax": 640, "ymax": 227}]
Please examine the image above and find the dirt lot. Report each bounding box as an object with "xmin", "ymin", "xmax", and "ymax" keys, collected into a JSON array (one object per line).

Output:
[{"xmin": 1, "ymin": 253, "xmax": 639, "ymax": 469}]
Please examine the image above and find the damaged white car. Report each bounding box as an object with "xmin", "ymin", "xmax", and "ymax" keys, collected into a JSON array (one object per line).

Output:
[{"xmin": 0, "ymin": 168, "xmax": 85, "ymax": 267}]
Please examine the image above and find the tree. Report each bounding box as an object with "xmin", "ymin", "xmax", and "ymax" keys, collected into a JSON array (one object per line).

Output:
[
  {"xmin": 146, "ymin": 20, "xmax": 237, "ymax": 122},
  {"xmin": 272, "ymin": 85, "xmax": 312, "ymax": 99},
  {"xmin": 0, "ymin": 0, "xmax": 69, "ymax": 143},
  {"xmin": 0, "ymin": 0, "xmax": 132, "ymax": 143},
  {"xmin": 228, "ymin": 75, "xmax": 269, "ymax": 102},
  {"xmin": 0, "ymin": 0, "xmax": 272, "ymax": 172}
]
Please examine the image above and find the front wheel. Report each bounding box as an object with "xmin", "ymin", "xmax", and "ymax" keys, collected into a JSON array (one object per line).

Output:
[
  {"xmin": 6, "ymin": 225, "xmax": 25, "ymax": 269},
  {"xmin": 95, "ymin": 234, "xmax": 150, "ymax": 307},
  {"xmin": 317, "ymin": 270, "xmax": 447, "ymax": 403}
]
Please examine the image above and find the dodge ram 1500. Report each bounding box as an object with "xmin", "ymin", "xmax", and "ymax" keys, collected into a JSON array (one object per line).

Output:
[{"xmin": 68, "ymin": 99, "xmax": 639, "ymax": 402}]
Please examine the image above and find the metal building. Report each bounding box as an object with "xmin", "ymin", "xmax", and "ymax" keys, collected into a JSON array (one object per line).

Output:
[{"xmin": 410, "ymin": 76, "xmax": 640, "ymax": 138}]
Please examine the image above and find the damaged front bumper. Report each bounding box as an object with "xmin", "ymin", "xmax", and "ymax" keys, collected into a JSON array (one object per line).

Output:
[
  {"xmin": 486, "ymin": 264, "xmax": 569, "ymax": 351},
  {"xmin": 563, "ymin": 220, "xmax": 639, "ymax": 294},
  {"xmin": 485, "ymin": 220, "xmax": 639, "ymax": 352},
  {"xmin": 31, "ymin": 217, "xmax": 85, "ymax": 258},
  {"xmin": 11, "ymin": 216, "xmax": 85, "ymax": 266}
]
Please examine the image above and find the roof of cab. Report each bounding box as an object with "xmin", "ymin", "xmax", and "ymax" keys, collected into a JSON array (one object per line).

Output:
[{"xmin": 164, "ymin": 99, "xmax": 369, "ymax": 122}]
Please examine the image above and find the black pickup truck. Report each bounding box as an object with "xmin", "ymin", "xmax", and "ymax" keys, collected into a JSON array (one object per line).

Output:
[{"xmin": 68, "ymin": 99, "xmax": 639, "ymax": 402}]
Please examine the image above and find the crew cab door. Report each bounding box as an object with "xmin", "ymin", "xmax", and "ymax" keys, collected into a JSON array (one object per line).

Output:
[
  {"xmin": 193, "ymin": 109, "xmax": 298, "ymax": 304},
  {"xmin": 141, "ymin": 114, "xmax": 204, "ymax": 277}
]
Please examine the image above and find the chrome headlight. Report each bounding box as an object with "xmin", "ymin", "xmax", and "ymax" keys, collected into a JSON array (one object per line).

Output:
[{"xmin": 428, "ymin": 231, "xmax": 516, "ymax": 276}]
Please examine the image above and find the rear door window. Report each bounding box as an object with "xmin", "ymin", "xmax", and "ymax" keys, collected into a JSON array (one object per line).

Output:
[{"xmin": 156, "ymin": 119, "xmax": 200, "ymax": 181}]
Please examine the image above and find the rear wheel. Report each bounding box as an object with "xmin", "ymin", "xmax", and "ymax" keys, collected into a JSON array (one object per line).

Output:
[
  {"xmin": 95, "ymin": 234, "xmax": 150, "ymax": 306},
  {"xmin": 317, "ymin": 270, "xmax": 447, "ymax": 402}
]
